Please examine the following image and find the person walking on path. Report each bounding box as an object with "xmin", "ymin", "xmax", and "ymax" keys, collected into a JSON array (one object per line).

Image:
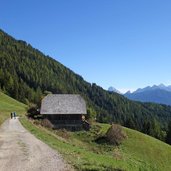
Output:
[
  {"xmin": 10, "ymin": 112, "xmax": 13, "ymax": 119},
  {"xmin": 14, "ymin": 112, "xmax": 16, "ymax": 119}
]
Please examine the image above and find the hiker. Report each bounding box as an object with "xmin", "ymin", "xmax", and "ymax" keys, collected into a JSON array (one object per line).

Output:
[
  {"xmin": 14, "ymin": 112, "xmax": 16, "ymax": 119},
  {"xmin": 10, "ymin": 112, "xmax": 13, "ymax": 119}
]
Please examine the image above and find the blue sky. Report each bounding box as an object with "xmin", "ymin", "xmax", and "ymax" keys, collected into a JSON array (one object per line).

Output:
[{"xmin": 1, "ymin": 0, "xmax": 171, "ymax": 92}]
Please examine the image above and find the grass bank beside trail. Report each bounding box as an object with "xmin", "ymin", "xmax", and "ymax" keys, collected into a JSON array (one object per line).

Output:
[
  {"xmin": 0, "ymin": 92, "xmax": 27, "ymax": 125},
  {"xmin": 20, "ymin": 117, "xmax": 171, "ymax": 171}
]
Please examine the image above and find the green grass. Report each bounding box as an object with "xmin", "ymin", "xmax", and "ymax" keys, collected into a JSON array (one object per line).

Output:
[
  {"xmin": 0, "ymin": 92, "xmax": 27, "ymax": 124},
  {"xmin": 20, "ymin": 118, "xmax": 171, "ymax": 171},
  {"xmin": 121, "ymin": 127, "xmax": 171, "ymax": 171}
]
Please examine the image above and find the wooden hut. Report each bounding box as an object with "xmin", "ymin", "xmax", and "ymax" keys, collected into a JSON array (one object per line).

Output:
[{"xmin": 40, "ymin": 94, "xmax": 89, "ymax": 130}]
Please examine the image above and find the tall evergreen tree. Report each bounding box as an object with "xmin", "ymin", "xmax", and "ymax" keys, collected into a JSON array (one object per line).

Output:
[{"xmin": 166, "ymin": 120, "xmax": 171, "ymax": 145}]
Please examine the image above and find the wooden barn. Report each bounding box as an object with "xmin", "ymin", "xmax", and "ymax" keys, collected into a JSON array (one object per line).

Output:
[{"xmin": 40, "ymin": 94, "xmax": 89, "ymax": 130}]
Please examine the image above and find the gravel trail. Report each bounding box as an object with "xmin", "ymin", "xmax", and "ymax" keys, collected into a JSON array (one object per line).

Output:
[{"xmin": 0, "ymin": 118, "xmax": 74, "ymax": 171}]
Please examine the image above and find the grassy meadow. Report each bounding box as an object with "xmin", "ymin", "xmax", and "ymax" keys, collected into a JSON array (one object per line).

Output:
[
  {"xmin": 0, "ymin": 92, "xmax": 27, "ymax": 125},
  {"xmin": 1, "ymin": 91, "xmax": 171, "ymax": 170},
  {"xmin": 20, "ymin": 118, "xmax": 171, "ymax": 171}
]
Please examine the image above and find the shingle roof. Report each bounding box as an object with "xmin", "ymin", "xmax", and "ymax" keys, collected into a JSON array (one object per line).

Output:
[{"xmin": 40, "ymin": 94, "xmax": 87, "ymax": 115}]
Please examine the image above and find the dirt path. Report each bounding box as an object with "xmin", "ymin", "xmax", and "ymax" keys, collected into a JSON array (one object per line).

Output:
[{"xmin": 0, "ymin": 118, "xmax": 74, "ymax": 171}]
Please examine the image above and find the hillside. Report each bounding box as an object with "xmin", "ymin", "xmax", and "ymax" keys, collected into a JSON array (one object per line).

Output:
[
  {"xmin": 20, "ymin": 118, "xmax": 171, "ymax": 171},
  {"xmin": 0, "ymin": 92, "xmax": 27, "ymax": 124},
  {"xmin": 1, "ymin": 92, "xmax": 170, "ymax": 171},
  {"xmin": 0, "ymin": 28, "xmax": 171, "ymax": 139}
]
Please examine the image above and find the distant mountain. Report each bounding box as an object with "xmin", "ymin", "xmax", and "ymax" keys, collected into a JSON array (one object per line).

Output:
[
  {"xmin": 108, "ymin": 87, "xmax": 121, "ymax": 94},
  {"xmin": 133, "ymin": 84, "xmax": 171, "ymax": 94},
  {"xmin": 124, "ymin": 84, "xmax": 171, "ymax": 106}
]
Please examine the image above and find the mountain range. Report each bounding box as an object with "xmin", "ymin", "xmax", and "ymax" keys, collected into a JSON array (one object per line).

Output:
[{"xmin": 124, "ymin": 84, "xmax": 171, "ymax": 106}]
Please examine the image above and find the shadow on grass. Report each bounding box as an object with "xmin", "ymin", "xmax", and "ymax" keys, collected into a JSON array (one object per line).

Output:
[{"xmin": 94, "ymin": 136, "xmax": 108, "ymax": 144}]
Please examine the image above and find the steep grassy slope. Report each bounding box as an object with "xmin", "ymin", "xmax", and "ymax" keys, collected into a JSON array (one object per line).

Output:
[
  {"xmin": 1, "ymin": 92, "xmax": 170, "ymax": 170},
  {"xmin": 121, "ymin": 128, "xmax": 171, "ymax": 171},
  {"xmin": 0, "ymin": 92, "xmax": 27, "ymax": 124},
  {"xmin": 20, "ymin": 118, "xmax": 171, "ymax": 171}
]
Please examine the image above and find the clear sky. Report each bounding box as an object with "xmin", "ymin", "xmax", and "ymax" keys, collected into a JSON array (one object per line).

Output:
[{"xmin": 1, "ymin": 0, "xmax": 171, "ymax": 93}]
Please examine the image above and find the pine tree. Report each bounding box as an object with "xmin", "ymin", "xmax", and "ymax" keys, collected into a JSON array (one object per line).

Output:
[{"xmin": 166, "ymin": 120, "xmax": 171, "ymax": 145}]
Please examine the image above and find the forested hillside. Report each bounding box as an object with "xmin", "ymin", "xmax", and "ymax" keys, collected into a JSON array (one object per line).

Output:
[{"xmin": 0, "ymin": 29, "xmax": 171, "ymax": 140}]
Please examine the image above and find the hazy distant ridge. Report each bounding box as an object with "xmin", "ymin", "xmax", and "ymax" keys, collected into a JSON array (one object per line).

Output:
[{"xmin": 124, "ymin": 84, "xmax": 171, "ymax": 105}]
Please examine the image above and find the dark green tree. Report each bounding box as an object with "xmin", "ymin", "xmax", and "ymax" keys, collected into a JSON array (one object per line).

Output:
[{"xmin": 166, "ymin": 120, "xmax": 171, "ymax": 145}]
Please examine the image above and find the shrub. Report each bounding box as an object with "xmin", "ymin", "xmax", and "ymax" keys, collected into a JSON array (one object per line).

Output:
[
  {"xmin": 33, "ymin": 120, "xmax": 41, "ymax": 125},
  {"xmin": 106, "ymin": 124, "xmax": 127, "ymax": 145},
  {"xmin": 27, "ymin": 104, "xmax": 39, "ymax": 118},
  {"xmin": 54, "ymin": 129, "xmax": 71, "ymax": 139},
  {"xmin": 41, "ymin": 119, "xmax": 54, "ymax": 129}
]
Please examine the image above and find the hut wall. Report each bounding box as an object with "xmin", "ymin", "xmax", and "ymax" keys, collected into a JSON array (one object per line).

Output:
[{"xmin": 44, "ymin": 114, "xmax": 83, "ymax": 130}]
